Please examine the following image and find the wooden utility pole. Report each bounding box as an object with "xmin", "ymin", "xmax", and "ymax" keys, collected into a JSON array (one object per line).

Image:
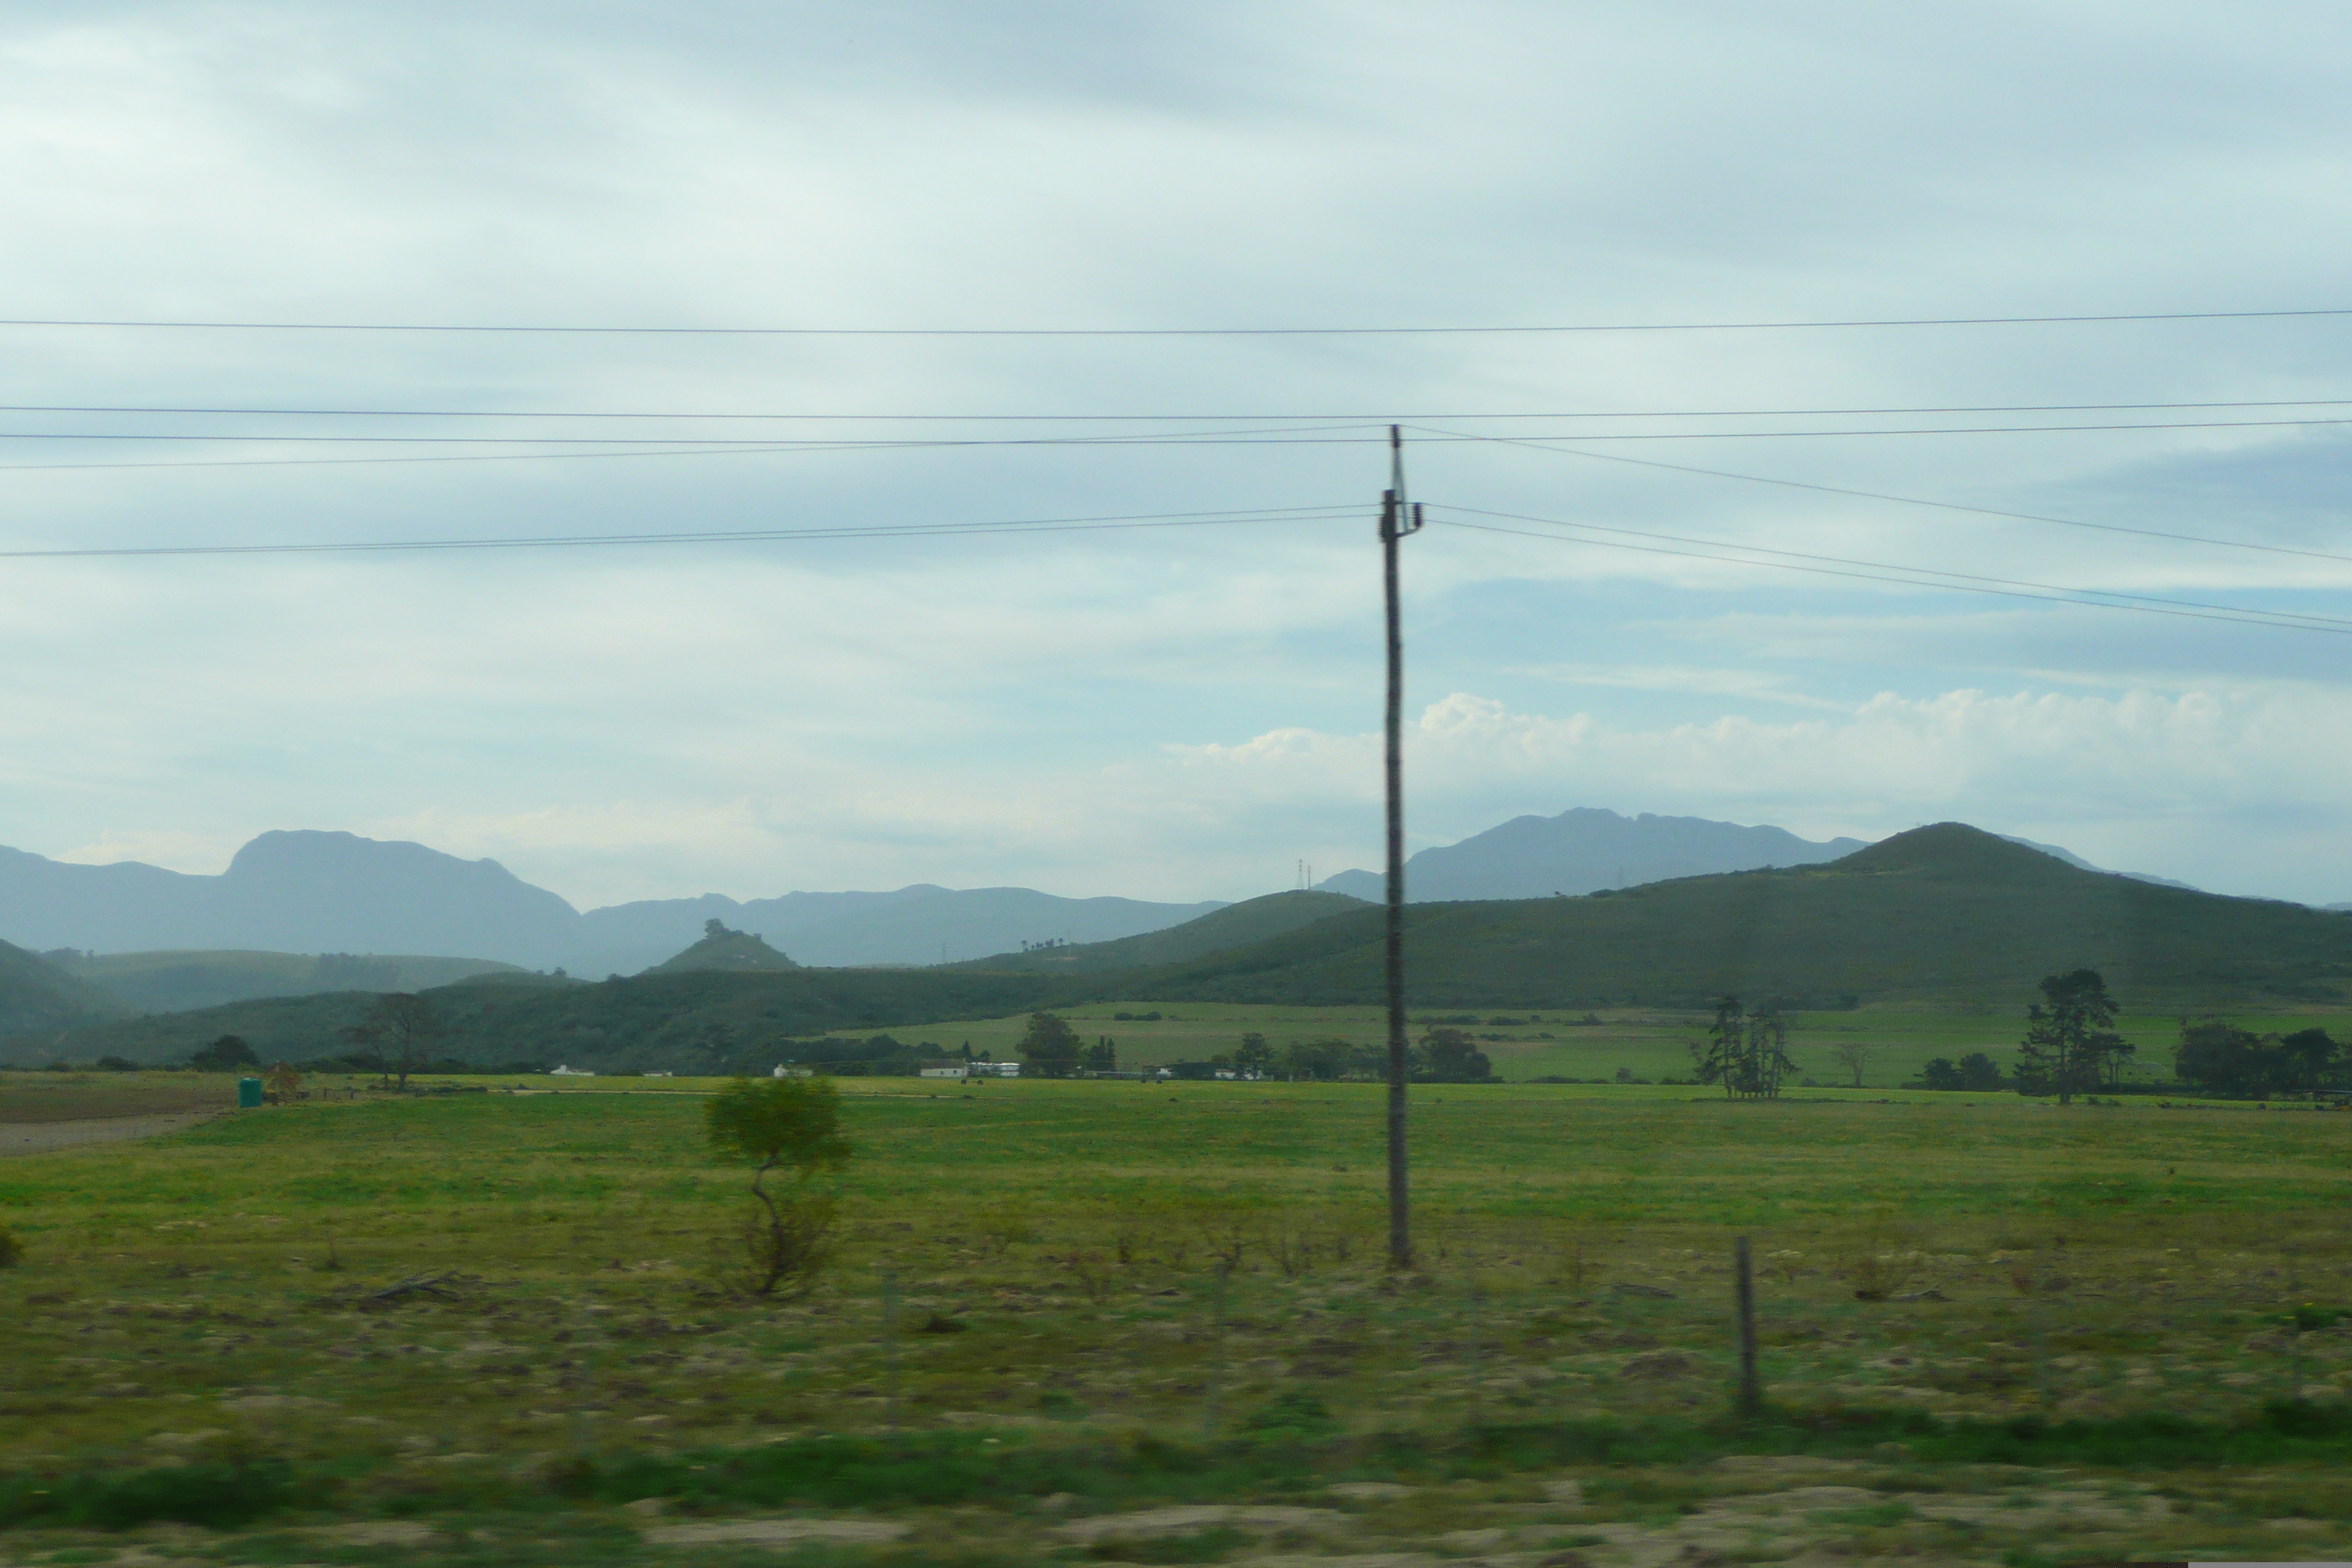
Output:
[{"xmin": 1382, "ymin": 424, "xmax": 1423, "ymax": 1270}]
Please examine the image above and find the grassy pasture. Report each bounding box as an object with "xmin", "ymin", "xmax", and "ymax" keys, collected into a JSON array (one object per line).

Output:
[
  {"xmin": 806, "ymin": 999, "xmax": 2352, "ymax": 1088},
  {"xmin": 2, "ymin": 1072, "xmax": 2351, "ymax": 1561}
]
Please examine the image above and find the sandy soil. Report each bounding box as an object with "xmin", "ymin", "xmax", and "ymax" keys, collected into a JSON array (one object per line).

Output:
[{"xmin": 0, "ymin": 1109, "xmax": 227, "ymax": 1156}]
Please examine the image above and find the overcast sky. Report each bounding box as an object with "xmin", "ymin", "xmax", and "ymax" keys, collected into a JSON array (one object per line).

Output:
[{"xmin": 5, "ymin": 1, "xmax": 2352, "ymax": 909}]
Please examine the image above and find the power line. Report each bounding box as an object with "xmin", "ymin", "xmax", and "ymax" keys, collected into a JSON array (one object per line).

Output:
[
  {"xmin": 1417, "ymin": 415, "xmax": 2352, "ymax": 440},
  {"xmin": 5, "ymin": 415, "xmax": 2351, "ymax": 443},
  {"xmin": 2, "ymin": 307, "xmax": 2349, "ymax": 336},
  {"xmin": 1407, "ymin": 424, "xmax": 2352, "ymax": 568},
  {"xmin": 0, "ymin": 504, "xmax": 1361, "ymax": 560},
  {"xmin": 0, "ymin": 424, "xmax": 1384, "ymax": 448},
  {"xmin": 1431, "ymin": 505, "xmax": 2352, "ymax": 636},
  {"xmin": 0, "ymin": 429, "xmax": 1387, "ymax": 475},
  {"xmin": 10, "ymin": 397, "xmax": 2352, "ymax": 420}
]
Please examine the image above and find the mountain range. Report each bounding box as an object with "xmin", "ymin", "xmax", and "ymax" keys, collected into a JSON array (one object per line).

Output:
[
  {"xmin": 0, "ymin": 832, "xmax": 1224, "ymax": 975},
  {"xmin": 0, "ymin": 808, "xmax": 2216, "ymax": 1004},
  {"xmin": 1316, "ymin": 808, "xmax": 1869, "ymax": 900},
  {"xmin": 12, "ymin": 823, "xmax": 2347, "ymax": 1070}
]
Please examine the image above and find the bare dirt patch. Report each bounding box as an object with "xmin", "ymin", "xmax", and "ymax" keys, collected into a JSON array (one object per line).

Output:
[
  {"xmin": 0, "ymin": 1111, "xmax": 226, "ymax": 1156},
  {"xmin": 0, "ymin": 1074, "xmax": 235, "ymax": 1124}
]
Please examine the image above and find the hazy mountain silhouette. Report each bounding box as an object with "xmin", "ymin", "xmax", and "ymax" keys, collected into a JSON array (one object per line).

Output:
[
  {"xmin": 1316, "ymin": 807, "xmax": 1869, "ymax": 901},
  {"xmin": 0, "ymin": 832, "xmax": 1225, "ymax": 973},
  {"xmin": 1, "ymin": 812, "xmax": 2201, "ymax": 981}
]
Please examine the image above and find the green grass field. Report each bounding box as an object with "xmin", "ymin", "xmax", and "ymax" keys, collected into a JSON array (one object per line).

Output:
[
  {"xmin": 5, "ymin": 1063, "xmax": 2352, "ymax": 1562},
  {"xmin": 809, "ymin": 998, "xmax": 2351, "ymax": 1088}
]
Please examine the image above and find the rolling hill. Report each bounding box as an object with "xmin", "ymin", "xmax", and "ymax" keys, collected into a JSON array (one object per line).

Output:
[
  {"xmin": 951, "ymin": 891, "xmax": 1369, "ymax": 973},
  {"xmin": 1128, "ymin": 823, "xmax": 2352, "ymax": 1009},
  {"xmin": 46, "ymin": 949, "xmax": 523, "ymax": 1014},
  {"xmin": 0, "ymin": 938, "xmax": 127, "ymax": 1039},
  {"xmin": 647, "ymin": 923, "xmax": 802, "ymax": 973},
  {"xmin": 16, "ymin": 824, "xmax": 2347, "ymax": 1071},
  {"xmin": 3, "ymin": 966, "xmax": 1075, "ymax": 1073}
]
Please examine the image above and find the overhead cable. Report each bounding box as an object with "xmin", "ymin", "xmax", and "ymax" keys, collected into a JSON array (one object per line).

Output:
[
  {"xmin": 1406, "ymin": 423, "xmax": 2352, "ymax": 568},
  {"xmin": 2, "ymin": 307, "xmax": 2348, "ymax": 336},
  {"xmin": 0, "ymin": 505, "xmax": 1362, "ymax": 560},
  {"xmin": 9, "ymin": 397, "xmax": 2352, "ymax": 420},
  {"xmin": 1431, "ymin": 507, "xmax": 2352, "ymax": 636}
]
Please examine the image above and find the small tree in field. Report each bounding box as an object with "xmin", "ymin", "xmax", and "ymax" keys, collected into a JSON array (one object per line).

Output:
[
  {"xmin": 190, "ymin": 1035, "xmax": 258, "ymax": 1072},
  {"xmin": 1234, "ymin": 1033, "xmax": 1275, "ymax": 1076},
  {"xmin": 2017, "ymin": 968, "xmax": 2119, "ymax": 1105},
  {"xmin": 350, "ymin": 993, "xmax": 443, "ymax": 1089},
  {"xmin": 706, "ymin": 1076, "xmax": 851, "ymax": 1296},
  {"xmin": 1830, "ymin": 1039, "xmax": 1874, "ymax": 1088},
  {"xmin": 1018, "ymin": 1011, "xmax": 1085, "ymax": 1078}
]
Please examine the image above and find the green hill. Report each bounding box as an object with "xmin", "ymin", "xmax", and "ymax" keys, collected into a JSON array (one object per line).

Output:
[
  {"xmin": 18, "ymin": 823, "xmax": 2348, "ymax": 1070},
  {"xmin": 48, "ymin": 949, "xmax": 523, "ymax": 1014},
  {"xmin": 954, "ymin": 890, "xmax": 1369, "ymax": 973},
  {"xmin": 1092, "ymin": 823, "xmax": 2352, "ymax": 1010},
  {"xmin": 0, "ymin": 938, "xmax": 127, "ymax": 1039},
  {"xmin": 5, "ymin": 967, "xmax": 1068, "ymax": 1072},
  {"xmin": 647, "ymin": 921, "xmax": 802, "ymax": 974}
]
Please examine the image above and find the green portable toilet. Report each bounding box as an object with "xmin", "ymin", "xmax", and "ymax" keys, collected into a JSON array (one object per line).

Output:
[{"xmin": 237, "ymin": 1077, "xmax": 265, "ymax": 1109}]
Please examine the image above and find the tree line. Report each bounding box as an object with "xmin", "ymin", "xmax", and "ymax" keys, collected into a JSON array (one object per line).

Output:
[
  {"xmin": 1905, "ymin": 968, "xmax": 2348, "ymax": 1101},
  {"xmin": 1012, "ymin": 1013, "xmax": 1496, "ymax": 1082}
]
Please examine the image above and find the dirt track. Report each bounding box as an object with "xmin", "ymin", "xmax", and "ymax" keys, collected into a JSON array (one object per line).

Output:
[{"xmin": 0, "ymin": 1110, "xmax": 227, "ymax": 1156}]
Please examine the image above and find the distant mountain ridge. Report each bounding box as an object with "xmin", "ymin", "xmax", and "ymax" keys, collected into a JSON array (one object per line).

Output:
[
  {"xmin": 1, "ymin": 810, "xmax": 2216, "ymax": 990},
  {"xmin": 0, "ymin": 832, "xmax": 1226, "ymax": 973},
  {"xmin": 1317, "ymin": 807, "xmax": 1869, "ymax": 901},
  {"xmin": 21, "ymin": 822, "xmax": 2344, "ymax": 1071}
]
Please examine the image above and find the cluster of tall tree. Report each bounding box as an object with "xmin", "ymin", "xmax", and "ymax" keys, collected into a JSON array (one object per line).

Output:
[
  {"xmin": 2015, "ymin": 968, "xmax": 2130, "ymax": 1104},
  {"xmin": 2174, "ymin": 1020, "xmax": 2342, "ymax": 1098},
  {"xmin": 1918, "ymin": 1052, "xmax": 2006, "ymax": 1092},
  {"xmin": 1696, "ymin": 997, "xmax": 1796, "ymax": 1098}
]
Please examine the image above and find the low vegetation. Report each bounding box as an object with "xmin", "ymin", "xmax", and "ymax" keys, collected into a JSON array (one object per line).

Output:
[{"xmin": 3, "ymin": 1072, "xmax": 2350, "ymax": 1558}]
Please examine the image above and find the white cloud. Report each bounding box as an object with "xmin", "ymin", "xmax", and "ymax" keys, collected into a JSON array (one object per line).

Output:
[
  {"xmin": 6, "ymin": 4, "xmax": 2352, "ymax": 910},
  {"xmin": 1168, "ymin": 684, "xmax": 2352, "ymax": 901}
]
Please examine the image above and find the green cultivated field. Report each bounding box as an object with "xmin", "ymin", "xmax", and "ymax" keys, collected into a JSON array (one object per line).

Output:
[
  {"xmin": 812, "ymin": 999, "xmax": 2351, "ymax": 1088},
  {"xmin": 4, "ymin": 1068, "xmax": 2352, "ymax": 1562}
]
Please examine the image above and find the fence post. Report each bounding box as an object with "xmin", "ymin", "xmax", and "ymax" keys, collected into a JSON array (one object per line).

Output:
[
  {"xmin": 881, "ymin": 1269, "xmax": 900, "ymax": 1431},
  {"xmin": 1204, "ymin": 1261, "xmax": 1232, "ymax": 1435},
  {"xmin": 1466, "ymin": 1267, "xmax": 1483, "ymax": 1426},
  {"xmin": 1735, "ymin": 1237, "xmax": 1760, "ymax": 1418}
]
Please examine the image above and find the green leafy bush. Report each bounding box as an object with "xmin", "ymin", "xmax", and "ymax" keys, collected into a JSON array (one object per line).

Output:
[{"xmin": 0, "ymin": 1461, "xmax": 293, "ymax": 1530}]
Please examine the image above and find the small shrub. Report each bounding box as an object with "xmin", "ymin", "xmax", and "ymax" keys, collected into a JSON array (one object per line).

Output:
[
  {"xmin": 725, "ymin": 1190, "xmax": 837, "ymax": 1300},
  {"xmin": 0, "ymin": 1461, "xmax": 293, "ymax": 1530},
  {"xmin": 1087, "ymin": 1526, "xmax": 1251, "ymax": 1563},
  {"xmin": 1240, "ymin": 1389, "xmax": 1337, "ymax": 1441},
  {"xmin": 1850, "ymin": 1251, "xmax": 1923, "ymax": 1301},
  {"xmin": 1065, "ymin": 1249, "xmax": 1114, "ymax": 1303},
  {"xmin": 0, "ymin": 1227, "xmax": 21, "ymax": 1269},
  {"xmin": 705, "ymin": 1076, "xmax": 850, "ymax": 1297}
]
